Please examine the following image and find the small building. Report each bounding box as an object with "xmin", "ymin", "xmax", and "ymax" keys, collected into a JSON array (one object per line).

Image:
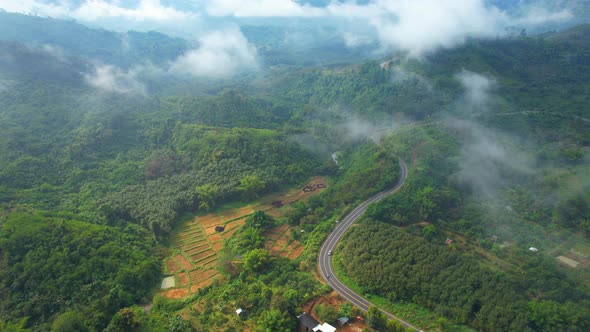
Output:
[
  {"xmin": 298, "ymin": 312, "xmax": 320, "ymax": 332},
  {"xmin": 529, "ymin": 247, "xmax": 539, "ymax": 252},
  {"xmin": 337, "ymin": 317, "xmax": 349, "ymax": 325},
  {"xmin": 236, "ymin": 308, "xmax": 244, "ymax": 315},
  {"xmin": 313, "ymin": 322, "xmax": 336, "ymax": 332},
  {"xmin": 215, "ymin": 226, "xmax": 225, "ymax": 232},
  {"xmin": 444, "ymin": 238, "xmax": 453, "ymax": 245}
]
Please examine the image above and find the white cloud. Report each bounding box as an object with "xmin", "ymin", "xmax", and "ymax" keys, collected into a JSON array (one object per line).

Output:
[
  {"xmin": 328, "ymin": 0, "xmax": 507, "ymax": 57},
  {"xmin": 0, "ymin": 0, "xmax": 193, "ymax": 21},
  {"xmin": 206, "ymin": 0, "xmax": 324, "ymax": 17},
  {"xmin": 0, "ymin": 0, "xmax": 574, "ymax": 58},
  {"xmin": 169, "ymin": 28, "xmax": 258, "ymax": 78},
  {"xmin": 342, "ymin": 32, "xmax": 375, "ymax": 47},
  {"xmin": 73, "ymin": 0, "xmax": 191, "ymax": 21},
  {"xmin": 84, "ymin": 64, "xmax": 146, "ymax": 94},
  {"xmin": 512, "ymin": 6, "xmax": 572, "ymax": 26},
  {"xmin": 0, "ymin": 0, "xmax": 70, "ymax": 17},
  {"xmin": 456, "ymin": 69, "xmax": 496, "ymax": 111}
]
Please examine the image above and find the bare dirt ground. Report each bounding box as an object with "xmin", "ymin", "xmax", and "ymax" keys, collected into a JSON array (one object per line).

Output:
[
  {"xmin": 300, "ymin": 291, "xmax": 369, "ymax": 331},
  {"xmin": 163, "ymin": 177, "xmax": 327, "ymax": 300},
  {"xmin": 166, "ymin": 258, "xmax": 181, "ymax": 274},
  {"xmin": 287, "ymin": 244, "xmax": 304, "ymax": 259},
  {"xmin": 164, "ymin": 288, "xmax": 189, "ymax": 299},
  {"xmin": 177, "ymin": 272, "xmax": 189, "ymax": 287},
  {"xmin": 211, "ymin": 242, "xmax": 223, "ymax": 251},
  {"xmin": 174, "ymin": 254, "xmax": 193, "ymax": 271},
  {"xmin": 264, "ymin": 224, "xmax": 303, "ymax": 258},
  {"xmin": 190, "ymin": 250, "xmax": 216, "ymax": 262}
]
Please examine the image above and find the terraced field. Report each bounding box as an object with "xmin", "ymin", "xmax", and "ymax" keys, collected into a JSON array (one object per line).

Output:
[
  {"xmin": 162, "ymin": 177, "xmax": 326, "ymax": 299},
  {"xmin": 264, "ymin": 224, "xmax": 305, "ymax": 260}
]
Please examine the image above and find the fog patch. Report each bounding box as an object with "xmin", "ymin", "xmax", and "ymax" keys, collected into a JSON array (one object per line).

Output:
[
  {"xmin": 342, "ymin": 32, "xmax": 375, "ymax": 48},
  {"xmin": 169, "ymin": 28, "xmax": 258, "ymax": 78},
  {"xmin": 448, "ymin": 118, "xmax": 533, "ymax": 198},
  {"xmin": 339, "ymin": 115, "xmax": 403, "ymax": 144},
  {"xmin": 442, "ymin": 70, "xmax": 533, "ymax": 200},
  {"xmin": 85, "ymin": 64, "xmax": 146, "ymax": 95},
  {"xmin": 290, "ymin": 133, "xmax": 332, "ymax": 157},
  {"xmin": 206, "ymin": 0, "xmax": 324, "ymax": 17},
  {"xmin": 456, "ymin": 69, "xmax": 496, "ymax": 112},
  {"xmin": 0, "ymin": 79, "xmax": 13, "ymax": 92}
]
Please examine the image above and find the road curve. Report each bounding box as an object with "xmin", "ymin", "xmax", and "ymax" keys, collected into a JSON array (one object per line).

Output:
[{"xmin": 318, "ymin": 158, "xmax": 423, "ymax": 331}]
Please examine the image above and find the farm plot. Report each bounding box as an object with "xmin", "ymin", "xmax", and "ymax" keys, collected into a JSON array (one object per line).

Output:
[
  {"xmin": 162, "ymin": 212, "xmax": 252, "ymax": 298},
  {"xmin": 264, "ymin": 224, "xmax": 304, "ymax": 259},
  {"xmin": 162, "ymin": 177, "xmax": 326, "ymax": 299}
]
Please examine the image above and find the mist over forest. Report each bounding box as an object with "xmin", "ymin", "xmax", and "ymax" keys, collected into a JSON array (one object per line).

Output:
[{"xmin": 0, "ymin": 1, "xmax": 589, "ymax": 331}]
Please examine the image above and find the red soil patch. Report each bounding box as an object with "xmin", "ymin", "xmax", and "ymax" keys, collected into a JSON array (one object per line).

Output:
[
  {"xmin": 164, "ymin": 288, "xmax": 189, "ymax": 299},
  {"xmin": 166, "ymin": 258, "xmax": 181, "ymax": 274},
  {"xmin": 180, "ymin": 241, "xmax": 209, "ymax": 250},
  {"xmin": 288, "ymin": 244, "xmax": 304, "ymax": 259},
  {"xmin": 186, "ymin": 244, "xmax": 212, "ymax": 255},
  {"xmin": 264, "ymin": 224, "xmax": 289, "ymax": 240},
  {"xmin": 203, "ymin": 219, "xmax": 245, "ymax": 236},
  {"xmin": 203, "ymin": 225, "xmax": 222, "ymax": 235},
  {"xmin": 192, "ymin": 215, "xmax": 226, "ymax": 227},
  {"xmin": 270, "ymin": 245, "xmax": 283, "ymax": 255},
  {"xmin": 226, "ymin": 218, "xmax": 246, "ymax": 228},
  {"xmin": 202, "ymin": 259, "xmax": 218, "ymax": 269},
  {"xmin": 211, "ymin": 242, "xmax": 223, "ymax": 252},
  {"xmin": 302, "ymin": 291, "xmax": 347, "ymax": 318},
  {"xmin": 177, "ymin": 272, "xmax": 189, "ymax": 287},
  {"xmin": 189, "ymin": 268, "xmax": 219, "ymax": 285},
  {"xmin": 190, "ymin": 281, "xmax": 212, "ymax": 293},
  {"xmin": 265, "ymin": 209, "xmax": 282, "ymax": 218},
  {"xmin": 284, "ymin": 241, "xmax": 298, "ymax": 251},
  {"xmin": 222, "ymin": 226, "xmax": 242, "ymax": 239},
  {"xmin": 176, "ymin": 233, "xmax": 206, "ymax": 243},
  {"xmin": 174, "ymin": 254, "xmax": 192, "ymax": 271},
  {"xmin": 221, "ymin": 206, "xmax": 254, "ymax": 218},
  {"xmin": 190, "ymin": 250, "xmax": 216, "ymax": 262},
  {"xmin": 176, "ymin": 227, "xmax": 204, "ymax": 236},
  {"xmin": 208, "ymin": 233, "xmax": 224, "ymax": 242},
  {"xmin": 176, "ymin": 238, "xmax": 206, "ymax": 247}
]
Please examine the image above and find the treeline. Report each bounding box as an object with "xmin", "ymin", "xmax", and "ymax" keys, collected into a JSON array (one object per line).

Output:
[
  {"xmin": 266, "ymin": 61, "xmax": 445, "ymax": 120},
  {"xmin": 104, "ymin": 124, "xmax": 320, "ymax": 239},
  {"xmin": 340, "ymin": 221, "xmax": 590, "ymax": 331},
  {"xmin": 0, "ymin": 212, "xmax": 160, "ymax": 330},
  {"xmin": 105, "ymin": 211, "xmax": 327, "ymax": 331}
]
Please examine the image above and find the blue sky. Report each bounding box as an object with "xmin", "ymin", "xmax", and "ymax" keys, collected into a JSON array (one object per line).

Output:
[{"xmin": 0, "ymin": 1, "xmax": 575, "ymax": 57}]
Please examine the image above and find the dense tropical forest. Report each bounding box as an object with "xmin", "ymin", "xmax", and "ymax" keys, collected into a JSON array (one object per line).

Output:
[{"xmin": 0, "ymin": 3, "xmax": 589, "ymax": 332}]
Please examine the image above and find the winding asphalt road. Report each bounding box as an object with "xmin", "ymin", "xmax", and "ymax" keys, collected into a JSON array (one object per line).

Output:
[{"xmin": 318, "ymin": 158, "xmax": 423, "ymax": 331}]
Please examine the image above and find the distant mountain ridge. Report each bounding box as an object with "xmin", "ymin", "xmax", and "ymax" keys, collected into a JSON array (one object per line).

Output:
[{"xmin": 0, "ymin": 11, "xmax": 190, "ymax": 68}]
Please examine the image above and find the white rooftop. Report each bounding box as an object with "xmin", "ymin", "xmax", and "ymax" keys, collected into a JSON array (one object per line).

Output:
[{"xmin": 313, "ymin": 322, "xmax": 336, "ymax": 332}]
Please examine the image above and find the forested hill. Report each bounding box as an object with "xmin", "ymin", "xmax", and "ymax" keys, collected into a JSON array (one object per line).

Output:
[
  {"xmin": 0, "ymin": 11, "xmax": 190, "ymax": 68},
  {"xmin": 1, "ymin": 13, "xmax": 589, "ymax": 331}
]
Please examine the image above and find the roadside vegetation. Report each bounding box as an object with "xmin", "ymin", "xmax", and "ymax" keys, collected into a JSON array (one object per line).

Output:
[{"xmin": 0, "ymin": 18, "xmax": 589, "ymax": 331}]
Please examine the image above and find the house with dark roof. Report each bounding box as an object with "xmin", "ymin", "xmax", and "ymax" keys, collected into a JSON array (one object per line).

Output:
[
  {"xmin": 297, "ymin": 312, "xmax": 337, "ymax": 332},
  {"xmin": 298, "ymin": 312, "xmax": 320, "ymax": 331}
]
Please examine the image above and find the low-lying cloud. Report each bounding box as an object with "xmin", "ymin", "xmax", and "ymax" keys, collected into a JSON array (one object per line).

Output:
[
  {"xmin": 447, "ymin": 70, "xmax": 531, "ymax": 197},
  {"xmin": 169, "ymin": 28, "xmax": 258, "ymax": 78},
  {"xmin": 456, "ymin": 70, "xmax": 496, "ymax": 111},
  {"xmin": 84, "ymin": 64, "xmax": 146, "ymax": 94},
  {"xmin": 206, "ymin": 0, "xmax": 323, "ymax": 17},
  {"xmin": 0, "ymin": 1, "xmax": 574, "ymax": 58}
]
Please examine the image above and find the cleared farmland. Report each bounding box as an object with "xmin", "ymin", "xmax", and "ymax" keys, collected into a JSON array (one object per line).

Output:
[{"xmin": 162, "ymin": 177, "xmax": 326, "ymax": 299}]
